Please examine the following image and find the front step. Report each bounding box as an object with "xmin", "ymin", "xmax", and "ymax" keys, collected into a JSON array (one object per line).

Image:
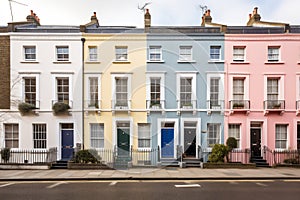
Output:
[
  {"xmin": 250, "ymin": 156, "xmax": 270, "ymax": 168},
  {"xmin": 160, "ymin": 158, "xmax": 179, "ymax": 167},
  {"xmin": 51, "ymin": 160, "xmax": 68, "ymax": 169},
  {"xmin": 183, "ymin": 158, "xmax": 201, "ymax": 168},
  {"xmin": 114, "ymin": 156, "xmax": 131, "ymax": 169}
]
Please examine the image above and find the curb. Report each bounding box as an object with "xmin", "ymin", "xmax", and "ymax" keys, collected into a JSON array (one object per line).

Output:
[{"xmin": 1, "ymin": 176, "xmax": 300, "ymax": 182}]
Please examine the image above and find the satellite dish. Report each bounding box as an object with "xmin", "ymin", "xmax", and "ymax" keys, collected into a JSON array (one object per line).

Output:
[{"xmin": 8, "ymin": 0, "xmax": 28, "ymax": 21}]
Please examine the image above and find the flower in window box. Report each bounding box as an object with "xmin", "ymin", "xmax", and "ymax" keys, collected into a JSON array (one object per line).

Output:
[
  {"xmin": 52, "ymin": 102, "xmax": 70, "ymax": 115},
  {"xmin": 150, "ymin": 100, "xmax": 161, "ymax": 109},
  {"xmin": 233, "ymin": 103, "xmax": 244, "ymax": 109},
  {"xmin": 18, "ymin": 102, "xmax": 37, "ymax": 115},
  {"xmin": 182, "ymin": 102, "xmax": 193, "ymax": 109}
]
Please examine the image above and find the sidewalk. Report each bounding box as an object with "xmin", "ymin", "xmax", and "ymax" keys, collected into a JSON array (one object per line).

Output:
[{"xmin": 1, "ymin": 167, "xmax": 300, "ymax": 181}]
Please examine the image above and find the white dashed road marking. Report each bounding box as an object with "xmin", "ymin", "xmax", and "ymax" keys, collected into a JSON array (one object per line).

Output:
[
  {"xmin": 0, "ymin": 183, "xmax": 15, "ymax": 188},
  {"xmin": 109, "ymin": 181, "xmax": 118, "ymax": 186},
  {"xmin": 47, "ymin": 182, "xmax": 67, "ymax": 189},
  {"xmin": 175, "ymin": 184, "xmax": 201, "ymax": 188},
  {"xmin": 256, "ymin": 183, "xmax": 268, "ymax": 187}
]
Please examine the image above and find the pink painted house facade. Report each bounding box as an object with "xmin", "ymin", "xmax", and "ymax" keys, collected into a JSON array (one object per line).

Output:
[{"xmin": 224, "ymin": 8, "xmax": 300, "ymax": 165}]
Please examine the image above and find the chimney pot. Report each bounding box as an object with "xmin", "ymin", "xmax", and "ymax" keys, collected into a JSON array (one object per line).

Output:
[
  {"xmin": 144, "ymin": 8, "xmax": 151, "ymax": 32},
  {"xmin": 93, "ymin": 12, "xmax": 96, "ymax": 17},
  {"xmin": 249, "ymin": 14, "xmax": 252, "ymax": 19}
]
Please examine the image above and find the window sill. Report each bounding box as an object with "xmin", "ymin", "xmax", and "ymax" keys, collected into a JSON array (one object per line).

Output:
[
  {"xmin": 208, "ymin": 60, "xmax": 225, "ymax": 63},
  {"xmin": 113, "ymin": 60, "xmax": 131, "ymax": 64},
  {"xmin": 264, "ymin": 61, "xmax": 285, "ymax": 64},
  {"xmin": 20, "ymin": 60, "xmax": 39, "ymax": 64},
  {"xmin": 53, "ymin": 61, "xmax": 72, "ymax": 64},
  {"xmin": 147, "ymin": 60, "xmax": 165, "ymax": 63},
  {"xmin": 85, "ymin": 61, "xmax": 101, "ymax": 64},
  {"xmin": 230, "ymin": 61, "xmax": 250, "ymax": 64},
  {"xmin": 177, "ymin": 60, "xmax": 196, "ymax": 63}
]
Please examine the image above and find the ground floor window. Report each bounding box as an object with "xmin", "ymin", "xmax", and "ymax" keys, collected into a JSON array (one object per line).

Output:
[
  {"xmin": 275, "ymin": 124, "xmax": 287, "ymax": 149},
  {"xmin": 33, "ymin": 124, "xmax": 47, "ymax": 149},
  {"xmin": 138, "ymin": 123, "xmax": 151, "ymax": 148},
  {"xmin": 4, "ymin": 124, "xmax": 19, "ymax": 148},
  {"xmin": 207, "ymin": 123, "xmax": 220, "ymax": 146},
  {"xmin": 228, "ymin": 124, "xmax": 240, "ymax": 148},
  {"xmin": 90, "ymin": 123, "xmax": 104, "ymax": 148}
]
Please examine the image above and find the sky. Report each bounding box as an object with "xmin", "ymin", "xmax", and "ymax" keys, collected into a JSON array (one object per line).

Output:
[{"xmin": 0, "ymin": 0, "xmax": 299, "ymax": 27}]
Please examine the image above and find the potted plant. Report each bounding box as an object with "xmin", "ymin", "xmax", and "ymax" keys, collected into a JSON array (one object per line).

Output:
[
  {"xmin": 233, "ymin": 102, "xmax": 244, "ymax": 109},
  {"xmin": 182, "ymin": 102, "xmax": 193, "ymax": 109},
  {"xmin": 150, "ymin": 101, "xmax": 161, "ymax": 109},
  {"xmin": 18, "ymin": 102, "xmax": 37, "ymax": 115},
  {"xmin": 52, "ymin": 102, "xmax": 70, "ymax": 115},
  {"xmin": 88, "ymin": 102, "xmax": 99, "ymax": 109},
  {"xmin": 272, "ymin": 103, "xmax": 281, "ymax": 109}
]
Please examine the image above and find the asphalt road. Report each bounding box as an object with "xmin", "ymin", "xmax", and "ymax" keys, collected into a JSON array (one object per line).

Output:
[{"xmin": 0, "ymin": 180, "xmax": 299, "ymax": 200}]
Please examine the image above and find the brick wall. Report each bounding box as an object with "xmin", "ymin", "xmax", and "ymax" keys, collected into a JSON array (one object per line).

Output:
[{"xmin": 0, "ymin": 35, "xmax": 10, "ymax": 109}]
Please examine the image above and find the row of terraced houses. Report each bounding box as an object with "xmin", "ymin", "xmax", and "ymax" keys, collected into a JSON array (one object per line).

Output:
[{"xmin": 0, "ymin": 8, "xmax": 300, "ymax": 167}]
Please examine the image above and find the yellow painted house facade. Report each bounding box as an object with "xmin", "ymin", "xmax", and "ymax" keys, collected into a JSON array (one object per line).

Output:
[{"xmin": 81, "ymin": 15, "xmax": 148, "ymax": 163}]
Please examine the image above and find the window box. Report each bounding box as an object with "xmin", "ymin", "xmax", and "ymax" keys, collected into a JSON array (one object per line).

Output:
[
  {"xmin": 52, "ymin": 102, "xmax": 70, "ymax": 115},
  {"xmin": 18, "ymin": 102, "xmax": 37, "ymax": 115},
  {"xmin": 233, "ymin": 103, "xmax": 245, "ymax": 109}
]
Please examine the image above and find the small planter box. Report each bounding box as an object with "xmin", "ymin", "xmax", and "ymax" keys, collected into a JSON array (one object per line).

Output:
[
  {"xmin": 204, "ymin": 162, "xmax": 256, "ymax": 169},
  {"xmin": 67, "ymin": 162, "xmax": 112, "ymax": 170}
]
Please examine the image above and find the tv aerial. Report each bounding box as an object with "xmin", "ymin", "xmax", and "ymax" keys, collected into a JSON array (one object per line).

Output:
[
  {"xmin": 138, "ymin": 2, "xmax": 151, "ymax": 13},
  {"xmin": 8, "ymin": 0, "xmax": 28, "ymax": 21},
  {"xmin": 199, "ymin": 5, "xmax": 208, "ymax": 15}
]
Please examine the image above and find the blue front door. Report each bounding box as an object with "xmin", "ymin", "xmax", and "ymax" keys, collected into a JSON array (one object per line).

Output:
[
  {"xmin": 161, "ymin": 128, "xmax": 174, "ymax": 158},
  {"xmin": 61, "ymin": 130, "xmax": 74, "ymax": 160}
]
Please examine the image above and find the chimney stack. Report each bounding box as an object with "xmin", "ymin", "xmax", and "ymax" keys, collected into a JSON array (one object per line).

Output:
[
  {"xmin": 201, "ymin": 9, "xmax": 212, "ymax": 26},
  {"xmin": 252, "ymin": 7, "xmax": 261, "ymax": 21},
  {"xmin": 144, "ymin": 9, "xmax": 151, "ymax": 32},
  {"xmin": 26, "ymin": 10, "xmax": 40, "ymax": 25}
]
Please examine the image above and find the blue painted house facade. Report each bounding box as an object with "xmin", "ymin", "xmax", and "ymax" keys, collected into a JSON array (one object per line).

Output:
[{"xmin": 144, "ymin": 10, "xmax": 225, "ymax": 163}]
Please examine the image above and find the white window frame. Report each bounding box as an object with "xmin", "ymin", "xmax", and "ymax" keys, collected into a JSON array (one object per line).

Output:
[
  {"xmin": 210, "ymin": 46, "xmax": 221, "ymax": 61},
  {"xmin": 268, "ymin": 46, "xmax": 280, "ymax": 62},
  {"xmin": 115, "ymin": 46, "xmax": 128, "ymax": 61},
  {"xmin": 4, "ymin": 123, "xmax": 19, "ymax": 149},
  {"xmin": 88, "ymin": 46, "xmax": 98, "ymax": 62},
  {"xmin": 207, "ymin": 123, "xmax": 221, "ymax": 146},
  {"xmin": 56, "ymin": 46, "xmax": 69, "ymax": 61},
  {"xmin": 275, "ymin": 124, "xmax": 288, "ymax": 150},
  {"xmin": 148, "ymin": 46, "xmax": 162, "ymax": 61},
  {"xmin": 52, "ymin": 74, "xmax": 73, "ymax": 107},
  {"xmin": 90, "ymin": 123, "xmax": 104, "ymax": 149},
  {"xmin": 206, "ymin": 73, "xmax": 224, "ymax": 109},
  {"xmin": 176, "ymin": 72, "xmax": 197, "ymax": 109},
  {"xmin": 111, "ymin": 73, "xmax": 131, "ymax": 108},
  {"xmin": 138, "ymin": 123, "xmax": 151, "ymax": 149},
  {"xmin": 233, "ymin": 46, "xmax": 245, "ymax": 62},
  {"xmin": 24, "ymin": 46, "xmax": 36, "ymax": 61},
  {"xmin": 146, "ymin": 72, "xmax": 165, "ymax": 109},
  {"xmin": 20, "ymin": 73, "xmax": 40, "ymax": 109},
  {"xmin": 228, "ymin": 124, "xmax": 241, "ymax": 149},
  {"xmin": 179, "ymin": 46, "xmax": 192, "ymax": 61},
  {"xmin": 33, "ymin": 124, "xmax": 47, "ymax": 149},
  {"xmin": 229, "ymin": 75, "xmax": 249, "ymax": 101},
  {"xmin": 264, "ymin": 75, "xmax": 284, "ymax": 101},
  {"xmin": 85, "ymin": 73, "xmax": 101, "ymax": 109}
]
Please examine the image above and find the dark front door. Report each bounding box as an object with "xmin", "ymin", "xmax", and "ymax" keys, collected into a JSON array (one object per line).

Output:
[
  {"xmin": 61, "ymin": 130, "xmax": 74, "ymax": 160},
  {"xmin": 184, "ymin": 127, "xmax": 196, "ymax": 157},
  {"xmin": 117, "ymin": 128, "xmax": 130, "ymax": 157},
  {"xmin": 250, "ymin": 128, "xmax": 261, "ymax": 157},
  {"xmin": 161, "ymin": 128, "xmax": 174, "ymax": 158}
]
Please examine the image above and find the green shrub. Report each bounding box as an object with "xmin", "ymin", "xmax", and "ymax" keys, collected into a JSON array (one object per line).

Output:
[
  {"xmin": 208, "ymin": 144, "xmax": 229, "ymax": 163},
  {"xmin": 1, "ymin": 147, "xmax": 11, "ymax": 163},
  {"xmin": 52, "ymin": 102, "xmax": 70, "ymax": 115},
  {"xmin": 18, "ymin": 102, "xmax": 36, "ymax": 115},
  {"xmin": 283, "ymin": 158, "xmax": 299, "ymax": 164},
  {"xmin": 73, "ymin": 149, "xmax": 101, "ymax": 164},
  {"xmin": 226, "ymin": 137, "xmax": 237, "ymax": 151}
]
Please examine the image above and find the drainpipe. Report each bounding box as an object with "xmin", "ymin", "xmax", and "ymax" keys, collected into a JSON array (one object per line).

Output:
[{"xmin": 81, "ymin": 37, "xmax": 86, "ymax": 150}]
